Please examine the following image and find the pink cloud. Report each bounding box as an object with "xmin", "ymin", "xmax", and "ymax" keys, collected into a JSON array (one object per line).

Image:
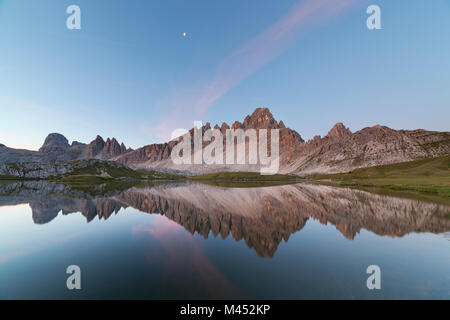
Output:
[
  {"xmin": 147, "ymin": 0, "xmax": 358, "ymax": 141},
  {"xmin": 194, "ymin": 0, "xmax": 358, "ymax": 114},
  {"xmin": 132, "ymin": 217, "xmax": 244, "ymax": 298}
]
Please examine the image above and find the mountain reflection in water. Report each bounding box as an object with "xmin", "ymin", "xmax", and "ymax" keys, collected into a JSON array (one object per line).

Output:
[{"xmin": 1, "ymin": 181, "xmax": 449, "ymax": 258}]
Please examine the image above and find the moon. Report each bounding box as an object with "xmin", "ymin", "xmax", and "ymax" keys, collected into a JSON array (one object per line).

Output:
[{"xmin": 183, "ymin": 32, "xmax": 187, "ymax": 37}]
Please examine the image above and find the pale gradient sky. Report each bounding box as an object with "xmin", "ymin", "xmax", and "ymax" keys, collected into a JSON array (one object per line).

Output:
[{"xmin": 0, "ymin": 0, "xmax": 449, "ymax": 150}]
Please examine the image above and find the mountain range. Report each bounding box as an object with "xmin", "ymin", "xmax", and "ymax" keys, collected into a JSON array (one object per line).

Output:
[
  {"xmin": 1, "ymin": 108, "xmax": 449, "ymax": 175},
  {"xmin": 0, "ymin": 134, "xmax": 132, "ymax": 163}
]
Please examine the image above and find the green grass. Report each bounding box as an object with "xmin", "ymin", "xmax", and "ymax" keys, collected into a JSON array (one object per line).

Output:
[
  {"xmin": 55, "ymin": 162, "xmax": 184, "ymax": 182},
  {"xmin": 0, "ymin": 160, "xmax": 184, "ymax": 194},
  {"xmin": 67, "ymin": 162, "xmax": 143, "ymax": 179},
  {"xmin": 190, "ymin": 171, "xmax": 301, "ymax": 187},
  {"xmin": 59, "ymin": 166, "xmax": 298, "ymax": 190},
  {"xmin": 0, "ymin": 174, "xmax": 22, "ymax": 180},
  {"xmin": 54, "ymin": 163, "xmax": 184, "ymax": 195},
  {"xmin": 135, "ymin": 169, "xmax": 185, "ymax": 181},
  {"xmin": 310, "ymin": 155, "xmax": 450, "ymax": 198},
  {"xmin": 49, "ymin": 162, "xmax": 185, "ymax": 194}
]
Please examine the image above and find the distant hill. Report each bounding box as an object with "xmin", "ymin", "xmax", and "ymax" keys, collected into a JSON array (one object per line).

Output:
[
  {"xmin": 0, "ymin": 143, "xmax": 42, "ymax": 163},
  {"xmin": 0, "ymin": 134, "xmax": 132, "ymax": 164}
]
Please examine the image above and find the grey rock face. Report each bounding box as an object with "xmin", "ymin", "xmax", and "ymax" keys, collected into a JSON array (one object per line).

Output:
[
  {"xmin": 116, "ymin": 108, "xmax": 305, "ymax": 170},
  {"xmin": 39, "ymin": 133, "xmax": 70, "ymax": 153},
  {"xmin": 0, "ymin": 134, "xmax": 131, "ymax": 164},
  {"xmin": 71, "ymin": 141, "xmax": 85, "ymax": 147},
  {"xmin": 103, "ymin": 138, "xmax": 123, "ymax": 158},
  {"xmin": 88, "ymin": 135, "xmax": 106, "ymax": 158},
  {"xmin": 1, "ymin": 108, "xmax": 449, "ymax": 174},
  {"xmin": 0, "ymin": 159, "xmax": 128, "ymax": 179},
  {"xmin": 286, "ymin": 125, "xmax": 450, "ymax": 174},
  {"xmin": 0, "ymin": 144, "xmax": 43, "ymax": 163}
]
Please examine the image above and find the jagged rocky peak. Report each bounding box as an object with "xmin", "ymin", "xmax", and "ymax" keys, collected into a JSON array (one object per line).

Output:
[
  {"xmin": 214, "ymin": 122, "xmax": 230, "ymax": 134},
  {"xmin": 87, "ymin": 136, "xmax": 131, "ymax": 159},
  {"xmin": 39, "ymin": 133, "xmax": 70, "ymax": 153},
  {"xmin": 231, "ymin": 121, "xmax": 242, "ymax": 129},
  {"xmin": 189, "ymin": 108, "xmax": 285, "ymax": 133},
  {"xmin": 88, "ymin": 135, "xmax": 106, "ymax": 158},
  {"xmin": 103, "ymin": 138, "xmax": 124, "ymax": 158},
  {"xmin": 243, "ymin": 107, "xmax": 281, "ymax": 129},
  {"xmin": 326, "ymin": 122, "xmax": 352, "ymax": 139}
]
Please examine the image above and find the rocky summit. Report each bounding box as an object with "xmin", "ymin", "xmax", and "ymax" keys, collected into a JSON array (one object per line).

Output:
[
  {"xmin": 283, "ymin": 124, "xmax": 450, "ymax": 174},
  {"xmin": 88, "ymin": 135, "xmax": 106, "ymax": 158},
  {"xmin": 39, "ymin": 133, "xmax": 70, "ymax": 153},
  {"xmin": 1, "ymin": 108, "xmax": 449, "ymax": 175},
  {"xmin": 115, "ymin": 108, "xmax": 305, "ymax": 173},
  {"xmin": 114, "ymin": 108, "xmax": 449, "ymax": 175},
  {"xmin": 0, "ymin": 133, "xmax": 132, "ymax": 164},
  {"xmin": 326, "ymin": 123, "xmax": 352, "ymax": 139}
]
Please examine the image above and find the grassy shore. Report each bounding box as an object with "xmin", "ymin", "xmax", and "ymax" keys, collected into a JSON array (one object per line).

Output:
[
  {"xmin": 0, "ymin": 174, "xmax": 21, "ymax": 180},
  {"xmin": 309, "ymin": 155, "xmax": 450, "ymax": 198},
  {"xmin": 2, "ymin": 156, "xmax": 449, "ymax": 197},
  {"xmin": 190, "ymin": 171, "xmax": 300, "ymax": 187},
  {"xmin": 51, "ymin": 163, "xmax": 184, "ymax": 194}
]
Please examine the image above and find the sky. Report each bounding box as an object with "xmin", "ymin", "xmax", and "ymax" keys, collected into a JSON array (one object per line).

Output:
[{"xmin": 0, "ymin": 0, "xmax": 449, "ymax": 150}]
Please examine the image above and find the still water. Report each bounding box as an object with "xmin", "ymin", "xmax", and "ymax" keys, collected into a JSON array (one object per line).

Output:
[{"xmin": 0, "ymin": 181, "xmax": 449, "ymax": 299}]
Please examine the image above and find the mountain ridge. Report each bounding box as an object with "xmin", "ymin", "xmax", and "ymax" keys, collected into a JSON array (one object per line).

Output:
[{"xmin": 1, "ymin": 107, "xmax": 449, "ymax": 175}]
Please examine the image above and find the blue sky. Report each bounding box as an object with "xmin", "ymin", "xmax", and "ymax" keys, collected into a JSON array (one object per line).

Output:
[{"xmin": 0, "ymin": 0, "xmax": 449, "ymax": 150}]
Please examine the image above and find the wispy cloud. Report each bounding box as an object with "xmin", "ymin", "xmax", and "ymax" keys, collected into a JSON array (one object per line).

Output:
[
  {"xmin": 139, "ymin": 122, "xmax": 173, "ymax": 144},
  {"xmin": 194, "ymin": 0, "xmax": 357, "ymax": 114},
  {"xmin": 148, "ymin": 0, "xmax": 358, "ymax": 141},
  {"xmin": 132, "ymin": 218, "xmax": 243, "ymax": 298}
]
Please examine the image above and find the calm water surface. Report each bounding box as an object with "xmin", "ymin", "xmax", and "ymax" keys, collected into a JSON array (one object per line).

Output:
[{"xmin": 0, "ymin": 181, "xmax": 449, "ymax": 299}]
